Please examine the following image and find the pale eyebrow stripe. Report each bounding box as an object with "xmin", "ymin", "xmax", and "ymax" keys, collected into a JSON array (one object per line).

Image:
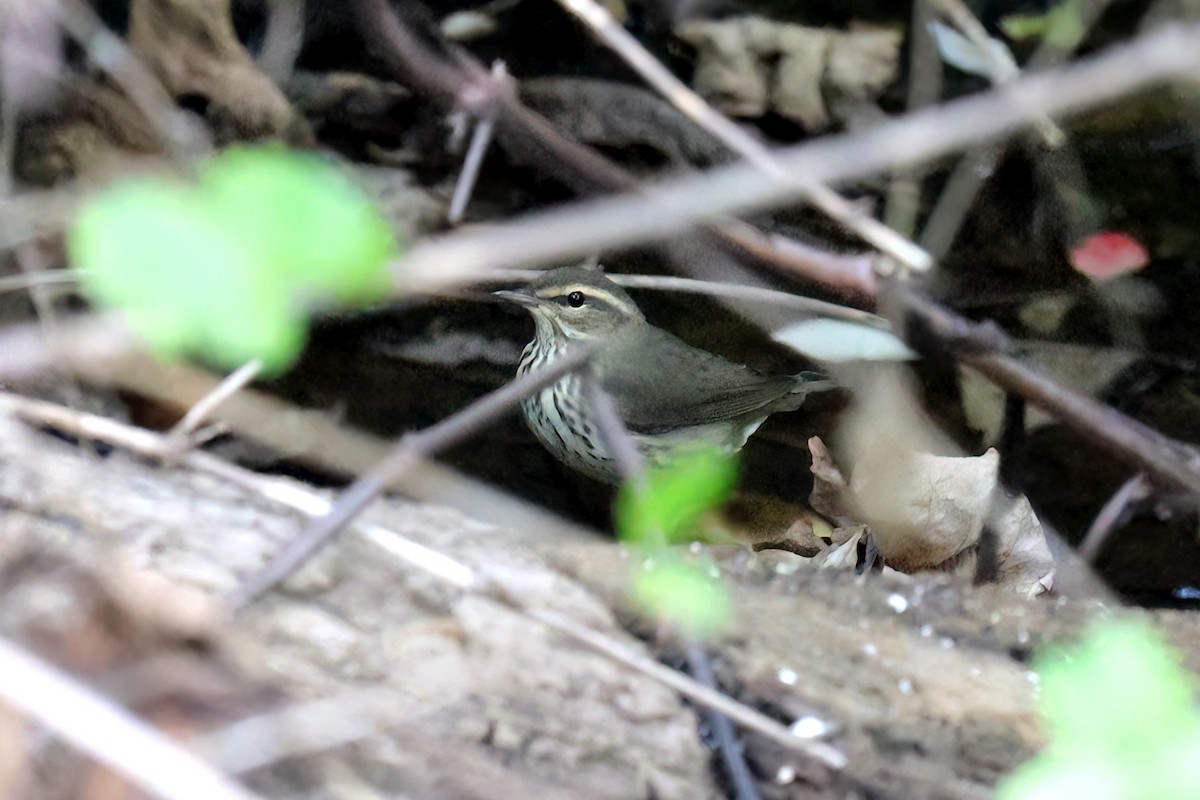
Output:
[{"xmin": 534, "ymin": 284, "xmax": 637, "ymax": 313}]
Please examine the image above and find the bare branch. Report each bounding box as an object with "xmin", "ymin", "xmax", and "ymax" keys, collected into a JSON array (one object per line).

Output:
[
  {"xmin": 393, "ymin": 20, "xmax": 1200, "ymax": 291},
  {"xmin": 525, "ymin": 606, "xmax": 847, "ymax": 768},
  {"xmin": 580, "ymin": 378, "xmax": 781, "ymax": 795},
  {"xmin": 555, "ymin": 0, "xmax": 931, "ymax": 272},
  {"xmin": 229, "ymin": 344, "xmax": 597, "ymax": 607},
  {"xmin": 1078, "ymin": 473, "xmax": 1152, "ymax": 563},
  {"xmin": 256, "ymin": 0, "xmax": 306, "ymax": 85},
  {"xmin": 195, "ymin": 689, "xmax": 401, "ymax": 774},
  {"xmin": 351, "ymin": 0, "xmax": 879, "ymax": 295},
  {"xmin": 0, "ymin": 635, "xmax": 262, "ymax": 800},
  {"xmin": 900, "ymin": 289, "xmax": 1200, "ymax": 496},
  {"xmin": 0, "ymin": 268, "xmax": 78, "ymax": 295},
  {"xmin": 918, "ymin": 0, "xmax": 1115, "ymax": 257},
  {"xmin": 162, "ymin": 358, "xmax": 264, "ymax": 454},
  {"xmin": 448, "ymin": 61, "xmax": 506, "ymax": 224}
]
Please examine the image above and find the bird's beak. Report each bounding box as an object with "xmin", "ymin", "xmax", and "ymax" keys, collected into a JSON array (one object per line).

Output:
[{"xmin": 493, "ymin": 288, "xmax": 540, "ymax": 307}]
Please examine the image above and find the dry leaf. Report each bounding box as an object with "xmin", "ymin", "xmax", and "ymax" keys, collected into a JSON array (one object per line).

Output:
[
  {"xmin": 808, "ymin": 442, "xmax": 1055, "ymax": 594},
  {"xmin": 851, "ymin": 449, "xmax": 998, "ymax": 572},
  {"xmin": 811, "ymin": 526, "xmax": 867, "ymax": 570},
  {"xmin": 988, "ymin": 492, "xmax": 1055, "ymax": 596},
  {"xmin": 129, "ymin": 0, "xmax": 308, "ymax": 143},
  {"xmin": 678, "ymin": 17, "xmax": 901, "ymax": 131},
  {"xmin": 808, "ymin": 435, "xmax": 852, "ymax": 519}
]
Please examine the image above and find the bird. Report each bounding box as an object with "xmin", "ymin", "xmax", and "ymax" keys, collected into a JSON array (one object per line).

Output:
[{"xmin": 495, "ymin": 266, "xmax": 834, "ymax": 483}]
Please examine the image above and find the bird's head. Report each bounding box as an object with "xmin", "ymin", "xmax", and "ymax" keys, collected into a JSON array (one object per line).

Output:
[{"xmin": 495, "ymin": 266, "xmax": 645, "ymax": 342}]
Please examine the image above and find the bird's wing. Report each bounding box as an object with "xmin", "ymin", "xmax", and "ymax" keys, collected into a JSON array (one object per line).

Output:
[{"xmin": 598, "ymin": 326, "xmax": 800, "ymax": 433}]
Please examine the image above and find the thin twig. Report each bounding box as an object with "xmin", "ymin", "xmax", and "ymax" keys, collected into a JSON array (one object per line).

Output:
[
  {"xmin": 229, "ymin": 344, "xmax": 597, "ymax": 607},
  {"xmin": 0, "ymin": 268, "xmax": 79, "ymax": 295},
  {"xmin": 525, "ymin": 607, "xmax": 847, "ymax": 768},
  {"xmin": 612, "ymin": 273, "xmax": 884, "ymax": 326},
  {"xmin": 163, "ymin": 358, "xmax": 263, "ymax": 453},
  {"xmin": 354, "ymin": 0, "xmax": 635, "ymax": 192},
  {"xmin": 352, "ymin": 0, "xmax": 878, "ymax": 296},
  {"xmin": 13, "ymin": 243, "xmax": 95, "ymax": 449},
  {"xmin": 0, "ymin": 391, "xmax": 847, "ymax": 770},
  {"xmin": 917, "ymin": 147, "xmax": 1001, "ymax": 258},
  {"xmin": 52, "ymin": 343, "xmax": 598, "ymax": 544},
  {"xmin": 1078, "ymin": 473, "xmax": 1153, "ymax": 563},
  {"xmin": 257, "ymin": 0, "xmax": 307, "ymax": 85},
  {"xmin": 715, "ymin": 223, "xmax": 878, "ymax": 302},
  {"xmin": 555, "ymin": 0, "xmax": 931, "ymax": 273},
  {"xmin": 900, "ymin": 289, "xmax": 1200, "ymax": 496},
  {"xmin": 392, "ymin": 19, "xmax": 1200, "ymax": 293},
  {"xmin": 583, "ymin": 376, "xmax": 770, "ymax": 795},
  {"xmin": 884, "ymin": 0, "xmax": 940, "ymax": 238},
  {"xmin": 930, "ymin": 0, "xmax": 1063, "ymax": 145},
  {"xmin": 687, "ymin": 639, "xmax": 763, "ymax": 800},
  {"xmin": 448, "ymin": 61, "xmax": 505, "ymax": 224},
  {"xmin": 584, "ymin": 378, "xmax": 649, "ymax": 486},
  {"xmin": 917, "ymin": 0, "xmax": 1115, "ymax": 257},
  {"xmin": 0, "ymin": 635, "xmax": 263, "ymax": 800},
  {"xmin": 195, "ymin": 689, "xmax": 402, "ymax": 774}
]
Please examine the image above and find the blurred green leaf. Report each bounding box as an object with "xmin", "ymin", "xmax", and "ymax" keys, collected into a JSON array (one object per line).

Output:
[
  {"xmin": 615, "ymin": 448, "xmax": 738, "ymax": 545},
  {"xmin": 201, "ymin": 146, "xmax": 395, "ymax": 303},
  {"xmin": 1001, "ymin": 0, "xmax": 1085, "ymax": 49},
  {"xmin": 72, "ymin": 181, "xmax": 305, "ymax": 369},
  {"xmin": 999, "ymin": 15, "xmax": 1045, "ymax": 41},
  {"xmin": 998, "ymin": 621, "xmax": 1200, "ymax": 800},
  {"xmin": 71, "ymin": 147, "xmax": 396, "ymax": 372},
  {"xmin": 631, "ymin": 557, "xmax": 731, "ymax": 638}
]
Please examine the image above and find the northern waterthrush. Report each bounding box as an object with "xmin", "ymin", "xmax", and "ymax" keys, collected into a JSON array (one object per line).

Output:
[{"xmin": 496, "ymin": 266, "xmax": 834, "ymax": 483}]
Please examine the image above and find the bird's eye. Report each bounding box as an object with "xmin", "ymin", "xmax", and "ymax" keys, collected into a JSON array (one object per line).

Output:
[{"xmin": 566, "ymin": 291, "xmax": 585, "ymax": 308}]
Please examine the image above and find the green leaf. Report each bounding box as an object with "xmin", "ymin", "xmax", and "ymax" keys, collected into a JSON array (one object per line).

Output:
[
  {"xmin": 73, "ymin": 181, "xmax": 304, "ymax": 370},
  {"xmin": 1001, "ymin": 0, "xmax": 1085, "ymax": 49},
  {"xmin": 1000, "ymin": 13, "xmax": 1049, "ymax": 41},
  {"xmin": 631, "ymin": 557, "xmax": 731, "ymax": 638},
  {"xmin": 615, "ymin": 448, "xmax": 738, "ymax": 544},
  {"xmin": 1039, "ymin": 623, "xmax": 1198, "ymax": 756},
  {"xmin": 1042, "ymin": 0, "xmax": 1086, "ymax": 49},
  {"xmin": 999, "ymin": 759, "xmax": 1125, "ymax": 800},
  {"xmin": 998, "ymin": 621, "xmax": 1200, "ymax": 800},
  {"xmin": 70, "ymin": 147, "xmax": 397, "ymax": 372},
  {"xmin": 200, "ymin": 146, "xmax": 396, "ymax": 303}
]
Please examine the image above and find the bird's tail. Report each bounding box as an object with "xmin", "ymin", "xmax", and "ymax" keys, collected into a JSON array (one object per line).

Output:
[
  {"xmin": 768, "ymin": 371, "xmax": 837, "ymax": 414},
  {"xmin": 791, "ymin": 370, "xmax": 838, "ymax": 395}
]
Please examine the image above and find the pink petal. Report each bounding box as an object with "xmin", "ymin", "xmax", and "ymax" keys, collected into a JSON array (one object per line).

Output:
[{"xmin": 1069, "ymin": 231, "xmax": 1150, "ymax": 282}]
